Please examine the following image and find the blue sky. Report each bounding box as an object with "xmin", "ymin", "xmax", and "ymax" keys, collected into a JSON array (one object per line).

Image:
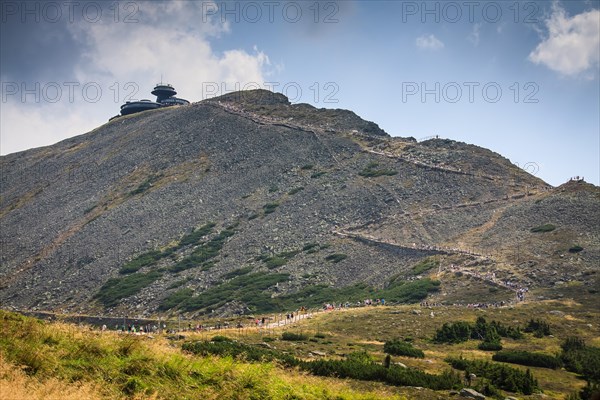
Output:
[{"xmin": 1, "ymin": 0, "xmax": 599, "ymax": 186}]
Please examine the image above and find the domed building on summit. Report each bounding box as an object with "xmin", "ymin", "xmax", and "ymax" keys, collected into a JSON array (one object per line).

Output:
[{"xmin": 114, "ymin": 83, "xmax": 190, "ymax": 118}]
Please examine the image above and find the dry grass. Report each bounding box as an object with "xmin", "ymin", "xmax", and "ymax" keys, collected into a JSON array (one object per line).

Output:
[{"xmin": 0, "ymin": 354, "xmax": 102, "ymax": 400}]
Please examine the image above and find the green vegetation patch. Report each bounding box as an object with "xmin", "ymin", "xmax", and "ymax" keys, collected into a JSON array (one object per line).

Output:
[
  {"xmin": 221, "ymin": 267, "xmax": 254, "ymax": 280},
  {"xmin": 325, "ymin": 253, "xmax": 347, "ymax": 263},
  {"xmin": 119, "ymin": 250, "xmax": 165, "ymax": 274},
  {"xmin": 263, "ymin": 202, "xmax": 280, "ymax": 214},
  {"xmin": 359, "ymin": 162, "xmax": 398, "ymax": 178},
  {"xmin": 129, "ymin": 174, "xmax": 162, "ymax": 196},
  {"xmin": 383, "ymin": 340, "xmax": 424, "ymax": 358},
  {"xmin": 412, "ymin": 258, "xmax": 439, "ymax": 275},
  {"xmin": 256, "ymin": 249, "xmax": 301, "ymax": 270},
  {"xmin": 178, "ymin": 223, "xmax": 216, "ymax": 247},
  {"xmin": 560, "ymin": 337, "xmax": 600, "ymax": 383},
  {"xmin": 159, "ymin": 288, "xmax": 194, "ymax": 311},
  {"xmin": 569, "ymin": 245, "xmax": 584, "ymax": 253},
  {"xmin": 433, "ymin": 316, "xmax": 522, "ymax": 344},
  {"xmin": 95, "ymin": 271, "xmax": 162, "ymax": 307},
  {"xmin": 287, "ymin": 186, "xmax": 304, "ymax": 195},
  {"xmin": 281, "ymin": 332, "xmax": 309, "ymax": 341},
  {"xmin": 168, "ymin": 226, "xmax": 235, "ymax": 273},
  {"xmin": 175, "ymin": 273, "xmax": 290, "ymax": 313},
  {"xmin": 493, "ymin": 350, "xmax": 562, "ymax": 369},
  {"xmin": 530, "ymin": 223, "xmax": 556, "ymax": 233},
  {"xmin": 446, "ymin": 356, "xmax": 539, "ymax": 394},
  {"xmin": 183, "ymin": 341, "xmax": 460, "ymax": 391}
]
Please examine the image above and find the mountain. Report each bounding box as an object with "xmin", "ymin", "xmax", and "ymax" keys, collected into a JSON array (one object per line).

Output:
[{"xmin": 1, "ymin": 89, "xmax": 598, "ymax": 317}]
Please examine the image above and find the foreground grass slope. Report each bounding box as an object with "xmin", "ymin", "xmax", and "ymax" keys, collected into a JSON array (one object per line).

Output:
[{"xmin": 0, "ymin": 310, "xmax": 404, "ymax": 400}]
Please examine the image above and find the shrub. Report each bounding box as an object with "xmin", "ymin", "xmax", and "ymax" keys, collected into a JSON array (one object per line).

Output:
[
  {"xmin": 158, "ymin": 288, "xmax": 194, "ymax": 311},
  {"xmin": 493, "ymin": 350, "xmax": 562, "ymax": 369},
  {"xmin": 119, "ymin": 250, "xmax": 164, "ymax": 274},
  {"xmin": 524, "ymin": 319, "xmax": 551, "ymax": 337},
  {"xmin": 325, "ymin": 253, "xmax": 347, "ymax": 263},
  {"xmin": 446, "ymin": 357, "xmax": 539, "ymax": 394},
  {"xmin": 412, "ymin": 258, "xmax": 439, "ymax": 275},
  {"xmin": 222, "ymin": 267, "xmax": 253, "ymax": 279},
  {"xmin": 263, "ymin": 202, "xmax": 279, "ymax": 214},
  {"xmin": 288, "ymin": 187, "xmax": 304, "ymax": 195},
  {"xmin": 359, "ymin": 162, "xmax": 398, "ymax": 178},
  {"xmin": 129, "ymin": 174, "xmax": 161, "ymax": 196},
  {"xmin": 281, "ymin": 332, "xmax": 308, "ymax": 341},
  {"xmin": 95, "ymin": 271, "xmax": 162, "ymax": 307},
  {"xmin": 560, "ymin": 337, "xmax": 600, "ymax": 382},
  {"xmin": 384, "ymin": 340, "xmax": 425, "ymax": 358},
  {"xmin": 310, "ymin": 171, "xmax": 326, "ymax": 178},
  {"xmin": 300, "ymin": 164, "xmax": 314, "ymax": 170},
  {"xmin": 178, "ymin": 223, "xmax": 216, "ymax": 247},
  {"xmin": 530, "ymin": 223, "xmax": 556, "ymax": 233},
  {"xmin": 569, "ymin": 245, "xmax": 584, "ymax": 253},
  {"xmin": 433, "ymin": 321, "xmax": 472, "ymax": 344}
]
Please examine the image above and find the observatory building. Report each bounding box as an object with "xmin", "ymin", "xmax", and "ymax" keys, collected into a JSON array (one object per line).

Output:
[{"xmin": 116, "ymin": 83, "xmax": 190, "ymax": 118}]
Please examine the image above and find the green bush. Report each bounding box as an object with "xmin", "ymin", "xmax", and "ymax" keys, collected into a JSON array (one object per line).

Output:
[
  {"xmin": 310, "ymin": 171, "xmax": 326, "ymax": 178},
  {"xmin": 178, "ymin": 223, "xmax": 216, "ymax": 247},
  {"xmin": 530, "ymin": 223, "xmax": 556, "ymax": 233},
  {"xmin": 325, "ymin": 253, "xmax": 347, "ymax": 263},
  {"xmin": 159, "ymin": 288, "xmax": 194, "ymax": 311},
  {"xmin": 221, "ymin": 267, "xmax": 253, "ymax": 279},
  {"xmin": 446, "ymin": 357, "xmax": 539, "ymax": 394},
  {"xmin": 263, "ymin": 202, "xmax": 280, "ymax": 214},
  {"xmin": 129, "ymin": 174, "xmax": 161, "ymax": 196},
  {"xmin": 433, "ymin": 321, "xmax": 472, "ymax": 344},
  {"xmin": 412, "ymin": 258, "xmax": 439, "ymax": 275},
  {"xmin": 358, "ymin": 162, "xmax": 398, "ymax": 178},
  {"xmin": 288, "ymin": 187, "xmax": 304, "ymax": 195},
  {"xmin": 95, "ymin": 271, "xmax": 162, "ymax": 307},
  {"xmin": 383, "ymin": 340, "xmax": 425, "ymax": 358},
  {"xmin": 281, "ymin": 332, "xmax": 308, "ymax": 341},
  {"xmin": 300, "ymin": 164, "xmax": 314, "ymax": 170},
  {"xmin": 524, "ymin": 319, "xmax": 551, "ymax": 337},
  {"xmin": 493, "ymin": 350, "xmax": 562, "ymax": 369},
  {"xmin": 560, "ymin": 337, "xmax": 600, "ymax": 382},
  {"xmin": 119, "ymin": 250, "xmax": 164, "ymax": 274},
  {"xmin": 569, "ymin": 245, "xmax": 584, "ymax": 253}
]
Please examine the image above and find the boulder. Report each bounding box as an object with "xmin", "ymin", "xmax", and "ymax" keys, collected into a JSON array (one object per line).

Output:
[{"xmin": 459, "ymin": 388, "xmax": 486, "ymax": 399}]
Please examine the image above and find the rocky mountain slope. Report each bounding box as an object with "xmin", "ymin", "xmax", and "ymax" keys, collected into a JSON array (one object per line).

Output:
[{"xmin": 1, "ymin": 89, "xmax": 598, "ymax": 317}]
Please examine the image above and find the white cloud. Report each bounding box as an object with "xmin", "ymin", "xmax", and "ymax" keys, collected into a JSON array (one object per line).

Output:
[
  {"xmin": 2, "ymin": 1, "xmax": 272, "ymax": 155},
  {"xmin": 529, "ymin": 4, "xmax": 600, "ymax": 76},
  {"xmin": 415, "ymin": 34, "xmax": 444, "ymax": 50},
  {"xmin": 468, "ymin": 23, "xmax": 481, "ymax": 46}
]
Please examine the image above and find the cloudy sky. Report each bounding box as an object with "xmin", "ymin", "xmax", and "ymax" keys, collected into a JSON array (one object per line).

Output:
[{"xmin": 1, "ymin": 0, "xmax": 599, "ymax": 186}]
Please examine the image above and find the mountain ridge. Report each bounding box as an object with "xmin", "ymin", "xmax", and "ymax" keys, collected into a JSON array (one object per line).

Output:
[{"xmin": 1, "ymin": 90, "xmax": 598, "ymax": 317}]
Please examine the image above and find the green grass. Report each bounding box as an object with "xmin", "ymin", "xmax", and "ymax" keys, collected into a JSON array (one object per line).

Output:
[
  {"xmin": 95, "ymin": 271, "xmax": 162, "ymax": 307},
  {"xmin": 0, "ymin": 310, "xmax": 404, "ymax": 399},
  {"xmin": 530, "ymin": 223, "xmax": 556, "ymax": 233}
]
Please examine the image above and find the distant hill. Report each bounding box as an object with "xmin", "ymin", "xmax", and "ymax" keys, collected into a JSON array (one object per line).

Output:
[{"xmin": 1, "ymin": 89, "xmax": 598, "ymax": 318}]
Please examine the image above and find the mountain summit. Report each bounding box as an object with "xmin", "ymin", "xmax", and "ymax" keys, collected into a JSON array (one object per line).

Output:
[{"xmin": 1, "ymin": 90, "xmax": 598, "ymax": 317}]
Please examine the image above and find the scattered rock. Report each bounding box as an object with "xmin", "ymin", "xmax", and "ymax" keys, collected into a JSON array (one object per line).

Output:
[
  {"xmin": 412, "ymin": 309, "xmax": 422, "ymax": 315},
  {"xmin": 310, "ymin": 350, "xmax": 326, "ymax": 356},
  {"xmin": 459, "ymin": 388, "xmax": 486, "ymax": 399}
]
